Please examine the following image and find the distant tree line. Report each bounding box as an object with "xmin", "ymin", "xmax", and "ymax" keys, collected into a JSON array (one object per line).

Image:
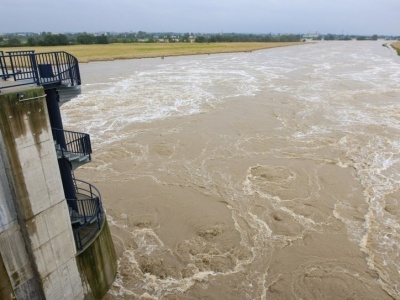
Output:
[
  {"xmin": 0, "ymin": 32, "xmax": 303, "ymax": 47},
  {"xmin": 356, "ymin": 35, "xmax": 378, "ymax": 41},
  {"xmin": 0, "ymin": 32, "xmax": 109, "ymax": 47},
  {"xmin": 195, "ymin": 33, "xmax": 303, "ymax": 43},
  {"xmin": 313, "ymin": 34, "xmax": 380, "ymax": 41},
  {"xmin": 76, "ymin": 33, "xmax": 109, "ymax": 44},
  {"xmin": 27, "ymin": 33, "xmax": 69, "ymax": 46},
  {"xmin": 0, "ymin": 31, "xmax": 398, "ymax": 48},
  {"xmin": 321, "ymin": 34, "xmax": 352, "ymax": 41}
]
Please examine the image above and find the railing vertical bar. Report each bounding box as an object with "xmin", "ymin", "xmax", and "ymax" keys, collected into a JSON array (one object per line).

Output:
[
  {"xmin": 30, "ymin": 53, "xmax": 40, "ymax": 85},
  {"xmin": 98, "ymin": 206, "xmax": 101, "ymax": 229},
  {"xmin": 81, "ymin": 197, "xmax": 87, "ymax": 223},
  {"xmin": 72, "ymin": 132, "xmax": 75, "ymax": 152},
  {"xmin": 43, "ymin": 53, "xmax": 49, "ymax": 84},
  {"xmin": 54, "ymin": 53, "xmax": 58, "ymax": 80},
  {"xmin": 60, "ymin": 52, "xmax": 67, "ymax": 81},
  {"xmin": 24, "ymin": 54, "xmax": 29, "ymax": 80},
  {"xmin": 15, "ymin": 55, "xmax": 21, "ymax": 79},
  {"xmin": 22, "ymin": 55, "xmax": 27, "ymax": 79},
  {"xmin": 16, "ymin": 55, "xmax": 21, "ymax": 79},
  {"xmin": 0, "ymin": 51, "xmax": 5, "ymax": 80},
  {"xmin": 68, "ymin": 54, "xmax": 74, "ymax": 85},
  {"xmin": 20, "ymin": 55, "xmax": 25, "ymax": 79},
  {"xmin": 76, "ymin": 132, "xmax": 79, "ymax": 153},
  {"xmin": 52, "ymin": 53, "xmax": 58, "ymax": 82},
  {"xmin": 21, "ymin": 55, "xmax": 26, "ymax": 79},
  {"xmin": 8, "ymin": 53, "xmax": 17, "ymax": 81},
  {"xmin": 73, "ymin": 132, "xmax": 77, "ymax": 152},
  {"xmin": 1, "ymin": 53, "xmax": 8, "ymax": 80}
]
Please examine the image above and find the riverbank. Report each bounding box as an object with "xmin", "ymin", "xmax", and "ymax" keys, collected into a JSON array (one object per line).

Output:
[
  {"xmin": 2, "ymin": 42, "xmax": 304, "ymax": 62},
  {"xmin": 392, "ymin": 42, "xmax": 400, "ymax": 55}
]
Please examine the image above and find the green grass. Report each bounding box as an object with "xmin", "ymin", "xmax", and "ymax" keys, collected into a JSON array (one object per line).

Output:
[
  {"xmin": 392, "ymin": 42, "xmax": 400, "ymax": 56},
  {"xmin": 2, "ymin": 42, "xmax": 304, "ymax": 63}
]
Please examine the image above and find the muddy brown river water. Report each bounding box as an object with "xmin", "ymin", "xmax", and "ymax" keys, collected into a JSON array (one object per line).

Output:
[{"xmin": 63, "ymin": 40, "xmax": 400, "ymax": 299}]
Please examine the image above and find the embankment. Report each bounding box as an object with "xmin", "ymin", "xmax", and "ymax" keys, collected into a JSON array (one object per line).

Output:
[{"xmin": 2, "ymin": 42, "xmax": 305, "ymax": 63}]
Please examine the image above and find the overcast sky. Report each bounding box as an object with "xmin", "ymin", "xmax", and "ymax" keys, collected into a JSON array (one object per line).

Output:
[{"xmin": 1, "ymin": 0, "xmax": 399, "ymax": 35}]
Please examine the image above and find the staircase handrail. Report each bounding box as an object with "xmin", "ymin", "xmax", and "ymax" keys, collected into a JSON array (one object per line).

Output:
[
  {"xmin": 68, "ymin": 178, "xmax": 104, "ymax": 251},
  {"xmin": 52, "ymin": 128, "xmax": 92, "ymax": 159}
]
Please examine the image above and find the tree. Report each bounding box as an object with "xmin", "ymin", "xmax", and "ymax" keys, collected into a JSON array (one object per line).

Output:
[
  {"xmin": 77, "ymin": 33, "xmax": 95, "ymax": 44},
  {"xmin": 42, "ymin": 34, "xmax": 56, "ymax": 46},
  {"xmin": 208, "ymin": 35, "xmax": 217, "ymax": 43},
  {"xmin": 137, "ymin": 31, "xmax": 147, "ymax": 39},
  {"xmin": 96, "ymin": 34, "xmax": 109, "ymax": 44},
  {"xmin": 324, "ymin": 34, "xmax": 335, "ymax": 41},
  {"xmin": 55, "ymin": 34, "xmax": 69, "ymax": 45},
  {"xmin": 195, "ymin": 35, "xmax": 207, "ymax": 43},
  {"xmin": 27, "ymin": 37, "xmax": 38, "ymax": 46},
  {"xmin": 181, "ymin": 33, "xmax": 190, "ymax": 42},
  {"xmin": 7, "ymin": 38, "xmax": 21, "ymax": 47}
]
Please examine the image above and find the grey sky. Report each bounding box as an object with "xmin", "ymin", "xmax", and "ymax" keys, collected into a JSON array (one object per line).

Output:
[{"xmin": 1, "ymin": 0, "xmax": 399, "ymax": 35}]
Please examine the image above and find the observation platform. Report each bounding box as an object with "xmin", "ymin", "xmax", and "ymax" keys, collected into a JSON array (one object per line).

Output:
[{"xmin": 0, "ymin": 50, "xmax": 81, "ymax": 103}]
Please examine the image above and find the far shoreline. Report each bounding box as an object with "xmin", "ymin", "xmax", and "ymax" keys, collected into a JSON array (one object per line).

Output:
[
  {"xmin": 392, "ymin": 42, "xmax": 400, "ymax": 55},
  {"xmin": 1, "ymin": 42, "xmax": 306, "ymax": 63}
]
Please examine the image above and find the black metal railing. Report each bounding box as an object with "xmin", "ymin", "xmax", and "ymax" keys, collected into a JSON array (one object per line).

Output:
[
  {"xmin": 68, "ymin": 178, "xmax": 103, "ymax": 251},
  {"xmin": 52, "ymin": 128, "xmax": 92, "ymax": 159},
  {"xmin": 0, "ymin": 50, "xmax": 81, "ymax": 89}
]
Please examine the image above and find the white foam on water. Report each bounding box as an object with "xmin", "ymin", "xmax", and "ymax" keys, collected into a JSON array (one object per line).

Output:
[
  {"xmin": 64, "ymin": 58, "xmax": 262, "ymax": 147},
  {"xmin": 62, "ymin": 41, "xmax": 400, "ymax": 298},
  {"xmin": 261, "ymin": 42, "xmax": 400, "ymax": 297}
]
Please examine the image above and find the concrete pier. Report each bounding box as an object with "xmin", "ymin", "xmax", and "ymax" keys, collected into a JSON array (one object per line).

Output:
[{"xmin": 0, "ymin": 87, "xmax": 84, "ymax": 299}]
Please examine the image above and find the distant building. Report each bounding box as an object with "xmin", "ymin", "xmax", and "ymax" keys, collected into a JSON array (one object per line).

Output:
[{"xmin": 303, "ymin": 34, "xmax": 320, "ymax": 39}]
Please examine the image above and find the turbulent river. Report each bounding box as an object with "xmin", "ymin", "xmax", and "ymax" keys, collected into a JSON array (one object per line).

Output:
[{"xmin": 63, "ymin": 41, "xmax": 400, "ymax": 299}]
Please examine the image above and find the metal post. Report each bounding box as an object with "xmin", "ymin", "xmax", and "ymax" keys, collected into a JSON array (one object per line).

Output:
[
  {"xmin": 46, "ymin": 89, "xmax": 66, "ymax": 147},
  {"xmin": 8, "ymin": 53, "xmax": 16, "ymax": 82},
  {"xmin": 29, "ymin": 53, "xmax": 40, "ymax": 85},
  {"xmin": 46, "ymin": 89, "xmax": 78, "ymax": 210},
  {"xmin": 54, "ymin": 52, "xmax": 62, "ymax": 83}
]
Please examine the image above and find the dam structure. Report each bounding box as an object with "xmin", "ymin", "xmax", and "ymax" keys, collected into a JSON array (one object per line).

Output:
[{"xmin": 0, "ymin": 50, "xmax": 117, "ymax": 299}]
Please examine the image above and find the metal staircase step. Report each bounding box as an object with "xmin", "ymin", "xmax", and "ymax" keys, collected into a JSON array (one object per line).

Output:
[
  {"xmin": 54, "ymin": 145, "xmax": 91, "ymax": 170},
  {"xmin": 56, "ymin": 85, "xmax": 81, "ymax": 106}
]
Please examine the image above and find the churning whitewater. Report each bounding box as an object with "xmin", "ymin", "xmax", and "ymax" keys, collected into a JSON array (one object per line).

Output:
[{"xmin": 63, "ymin": 41, "xmax": 400, "ymax": 299}]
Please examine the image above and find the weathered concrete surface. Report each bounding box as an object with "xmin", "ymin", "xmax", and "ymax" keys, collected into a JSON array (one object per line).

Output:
[
  {"xmin": 0, "ymin": 88, "xmax": 63, "ymax": 219},
  {"xmin": 0, "ymin": 95, "xmax": 46, "ymax": 299},
  {"xmin": 0, "ymin": 238, "xmax": 16, "ymax": 299},
  {"xmin": 0, "ymin": 132, "xmax": 17, "ymax": 232},
  {"xmin": 0, "ymin": 220, "xmax": 41, "ymax": 299},
  {"xmin": 0, "ymin": 88, "xmax": 84, "ymax": 299},
  {"xmin": 77, "ymin": 218, "xmax": 117, "ymax": 300}
]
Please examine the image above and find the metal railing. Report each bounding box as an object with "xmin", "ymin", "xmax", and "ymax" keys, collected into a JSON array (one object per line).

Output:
[
  {"xmin": 67, "ymin": 178, "xmax": 104, "ymax": 251},
  {"xmin": 0, "ymin": 50, "xmax": 81, "ymax": 89},
  {"xmin": 52, "ymin": 128, "xmax": 92, "ymax": 159}
]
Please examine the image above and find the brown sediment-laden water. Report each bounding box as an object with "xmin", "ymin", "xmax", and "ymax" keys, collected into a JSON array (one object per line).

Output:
[{"xmin": 63, "ymin": 40, "xmax": 400, "ymax": 299}]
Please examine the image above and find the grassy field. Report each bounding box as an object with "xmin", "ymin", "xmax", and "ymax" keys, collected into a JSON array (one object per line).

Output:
[
  {"xmin": 392, "ymin": 42, "xmax": 400, "ymax": 55},
  {"xmin": 2, "ymin": 42, "xmax": 304, "ymax": 63}
]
